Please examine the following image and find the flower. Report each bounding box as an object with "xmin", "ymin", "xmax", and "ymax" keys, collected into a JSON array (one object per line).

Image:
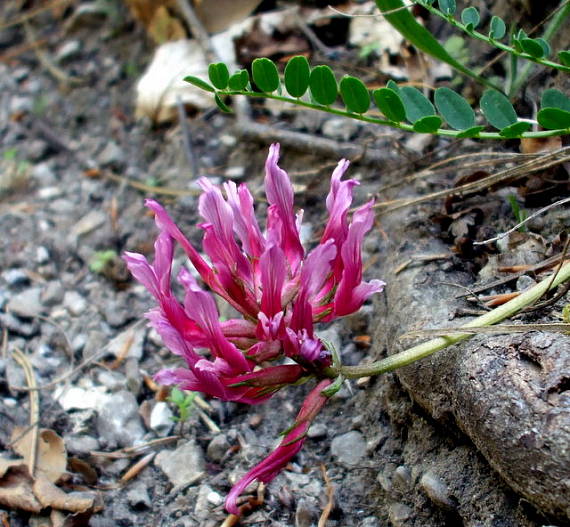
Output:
[{"xmin": 123, "ymin": 143, "xmax": 384, "ymax": 511}]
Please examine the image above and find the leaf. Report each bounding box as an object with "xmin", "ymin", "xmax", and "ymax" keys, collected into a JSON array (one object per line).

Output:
[
  {"xmin": 208, "ymin": 62, "xmax": 229, "ymax": 90},
  {"xmin": 537, "ymin": 108, "xmax": 570, "ymax": 129},
  {"xmin": 373, "ymin": 88, "xmax": 406, "ymax": 121},
  {"xmin": 437, "ymin": 0, "xmax": 455, "ymax": 15},
  {"xmin": 480, "ymin": 90, "xmax": 517, "ymax": 129},
  {"xmin": 558, "ymin": 50, "xmax": 570, "ymax": 66},
  {"xmin": 228, "ymin": 69, "xmax": 249, "ymax": 91},
  {"xmin": 284, "ymin": 55, "xmax": 310, "ymax": 98},
  {"xmin": 412, "ymin": 115, "xmax": 442, "ymax": 133},
  {"xmin": 456, "ymin": 125, "xmax": 485, "ymax": 138},
  {"xmin": 374, "ymin": 0, "xmax": 497, "ymax": 89},
  {"xmin": 434, "ymin": 87, "xmax": 475, "ymax": 129},
  {"xmin": 519, "ymin": 38, "xmax": 545, "ymax": 58},
  {"xmin": 489, "ymin": 16, "xmax": 506, "ymax": 40},
  {"xmin": 251, "ymin": 58, "xmax": 279, "ymax": 93},
  {"xmin": 183, "ymin": 75, "xmax": 215, "ymax": 93},
  {"xmin": 386, "ymin": 79, "xmax": 400, "ymax": 93},
  {"xmin": 499, "ymin": 121, "xmax": 531, "ymax": 138},
  {"xmin": 399, "ymin": 86, "xmax": 435, "ymax": 123},
  {"xmin": 309, "ymin": 65, "xmax": 338, "ymax": 105},
  {"xmin": 541, "ymin": 88, "xmax": 570, "ymax": 112},
  {"xmin": 339, "ymin": 76, "xmax": 370, "ymax": 113},
  {"xmin": 214, "ymin": 93, "xmax": 232, "ymax": 113},
  {"xmin": 535, "ymin": 38, "xmax": 551, "ymax": 58},
  {"xmin": 461, "ymin": 7, "xmax": 480, "ymax": 29}
]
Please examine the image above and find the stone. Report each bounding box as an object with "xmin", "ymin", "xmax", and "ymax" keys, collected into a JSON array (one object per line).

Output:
[
  {"xmin": 307, "ymin": 423, "xmax": 327, "ymax": 439},
  {"xmin": 330, "ymin": 431, "xmax": 367, "ymax": 466},
  {"xmin": 126, "ymin": 481, "xmax": 152, "ymax": 510},
  {"xmin": 97, "ymin": 370, "xmax": 126, "ymax": 392},
  {"xmin": 393, "ymin": 465, "xmax": 412, "ymax": 489},
  {"xmin": 55, "ymin": 40, "xmax": 82, "ymax": 62},
  {"xmin": 155, "ymin": 440, "xmax": 205, "ymax": 488},
  {"xmin": 224, "ymin": 166, "xmax": 245, "ymax": 179},
  {"xmin": 6, "ymin": 287, "xmax": 43, "ymax": 318},
  {"xmin": 295, "ymin": 498, "xmax": 317, "ymax": 527},
  {"xmin": 107, "ymin": 326, "xmax": 145, "ymax": 360},
  {"xmin": 70, "ymin": 210, "xmax": 107, "ymax": 237},
  {"xmin": 56, "ymin": 386, "xmax": 109, "ymax": 412},
  {"xmin": 65, "ymin": 435, "xmax": 100, "ymax": 455},
  {"xmin": 419, "ymin": 472, "xmax": 455, "ymax": 510},
  {"xmin": 64, "ymin": 290, "xmax": 88, "ymax": 316},
  {"xmin": 96, "ymin": 390, "xmax": 146, "ymax": 448},
  {"xmin": 388, "ymin": 503, "xmax": 413, "ymax": 526},
  {"xmin": 2, "ymin": 269, "xmax": 29, "ymax": 286},
  {"xmin": 98, "ymin": 141, "xmax": 125, "ymax": 168},
  {"xmin": 32, "ymin": 162, "xmax": 56, "ymax": 183},
  {"xmin": 322, "ymin": 117, "xmax": 360, "ymax": 142},
  {"xmin": 41, "ymin": 281, "xmax": 64, "ymax": 306},
  {"xmin": 206, "ymin": 434, "xmax": 230, "ymax": 463},
  {"xmin": 150, "ymin": 402, "xmax": 174, "ymax": 437},
  {"xmin": 35, "ymin": 246, "xmax": 50, "ymax": 264}
]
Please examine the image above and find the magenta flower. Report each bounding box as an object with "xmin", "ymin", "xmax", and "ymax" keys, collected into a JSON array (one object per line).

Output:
[{"xmin": 123, "ymin": 143, "xmax": 384, "ymax": 512}]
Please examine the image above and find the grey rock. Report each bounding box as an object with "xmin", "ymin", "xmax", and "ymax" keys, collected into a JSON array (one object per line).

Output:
[
  {"xmin": 32, "ymin": 162, "xmax": 57, "ymax": 183},
  {"xmin": 6, "ymin": 287, "xmax": 43, "ymax": 318},
  {"xmin": 126, "ymin": 481, "xmax": 152, "ymax": 510},
  {"xmin": 360, "ymin": 518, "xmax": 381, "ymax": 527},
  {"xmin": 64, "ymin": 290, "xmax": 88, "ymax": 316},
  {"xmin": 97, "ymin": 370, "xmax": 126, "ymax": 392},
  {"xmin": 155, "ymin": 440, "xmax": 205, "ymax": 487},
  {"xmin": 149, "ymin": 402, "xmax": 174, "ymax": 437},
  {"xmin": 2, "ymin": 268, "xmax": 29, "ymax": 286},
  {"xmin": 96, "ymin": 390, "xmax": 145, "ymax": 448},
  {"xmin": 26, "ymin": 140, "xmax": 49, "ymax": 162},
  {"xmin": 107, "ymin": 326, "xmax": 145, "ymax": 360},
  {"xmin": 41, "ymin": 281, "xmax": 64, "ymax": 306},
  {"xmin": 330, "ymin": 431, "xmax": 366, "ymax": 466},
  {"xmin": 388, "ymin": 503, "xmax": 413, "ymax": 526},
  {"xmin": 0, "ymin": 312, "xmax": 38, "ymax": 336},
  {"xmin": 322, "ymin": 117, "xmax": 360, "ymax": 142},
  {"xmin": 194, "ymin": 484, "xmax": 222, "ymax": 519},
  {"xmin": 98, "ymin": 141, "xmax": 125, "ymax": 168},
  {"xmin": 102, "ymin": 300, "xmax": 130, "ymax": 327},
  {"xmin": 65, "ymin": 435, "xmax": 100, "ymax": 455},
  {"xmin": 83, "ymin": 330, "xmax": 107, "ymax": 359},
  {"xmin": 70, "ymin": 210, "xmax": 107, "ymax": 237},
  {"xmin": 224, "ymin": 166, "xmax": 245, "ymax": 180},
  {"xmin": 393, "ymin": 465, "xmax": 412, "ymax": 489},
  {"xmin": 206, "ymin": 434, "xmax": 230, "ymax": 463},
  {"xmin": 10, "ymin": 96, "xmax": 33, "ymax": 113},
  {"xmin": 35, "ymin": 246, "xmax": 50, "ymax": 264},
  {"xmin": 420, "ymin": 471, "xmax": 455, "ymax": 510},
  {"xmin": 307, "ymin": 423, "xmax": 327, "ymax": 439},
  {"xmin": 294, "ymin": 498, "xmax": 317, "ymax": 527},
  {"xmin": 55, "ymin": 40, "xmax": 82, "ymax": 62}
]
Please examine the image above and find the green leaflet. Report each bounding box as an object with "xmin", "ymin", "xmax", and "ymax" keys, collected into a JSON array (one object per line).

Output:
[
  {"xmin": 340, "ymin": 76, "xmax": 370, "ymax": 113},
  {"xmin": 252, "ymin": 58, "xmax": 279, "ymax": 93},
  {"xmin": 208, "ymin": 63, "xmax": 229, "ymax": 90},
  {"xmin": 399, "ymin": 86, "xmax": 435, "ymax": 123},
  {"xmin": 480, "ymin": 90, "xmax": 517, "ymax": 129},
  {"xmin": 434, "ymin": 87, "xmax": 475, "ymax": 130},
  {"xmin": 228, "ymin": 69, "xmax": 249, "ymax": 91},
  {"xmin": 309, "ymin": 65, "xmax": 338, "ymax": 105},
  {"xmin": 373, "ymin": 88, "xmax": 406, "ymax": 122},
  {"xmin": 284, "ymin": 56, "xmax": 310, "ymax": 98}
]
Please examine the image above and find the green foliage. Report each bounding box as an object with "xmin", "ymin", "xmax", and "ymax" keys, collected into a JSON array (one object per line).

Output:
[
  {"xmin": 89, "ymin": 250, "xmax": 118, "ymax": 274},
  {"xmin": 252, "ymin": 58, "xmax": 279, "ymax": 93},
  {"xmin": 398, "ymin": 86, "xmax": 435, "ymax": 123},
  {"xmin": 489, "ymin": 16, "xmax": 506, "ymax": 40},
  {"xmin": 208, "ymin": 63, "xmax": 229, "ymax": 90},
  {"xmin": 284, "ymin": 55, "xmax": 310, "ymax": 98},
  {"xmin": 413, "ymin": 115, "xmax": 443, "ymax": 133},
  {"xmin": 228, "ymin": 69, "xmax": 249, "ymax": 91},
  {"xmin": 339, "ymin": 76, "xmax": 370, "ymax": 114},
  {"xmin": 437, "ymin": 0, "xmax": 455, "ymax": 16},
  {"xmin": 480, "ymin": 90, "xmax": 517, "ymax": 129},
  {"xmin": 461, "ymin": 7, "xmax": 480, "ymax": 30},
  {"xmin": 184, "ymin": 75, "xmax": 215, "ymax": 93},
  {"xmin": 507, "ymin": 195, "xmax": 528, "ymax": 231},
  {"xmin": 434, "ymin": 87, "xmax": 475, "ymax": 129},
  {"xmin": 309, "ymin": 65, "xmax": 338, "ymax": 105},
  {"xmin": 373, "ymin": 88, "xmax": 406, "ymax": 122},
  {"xmin": 167, "ymin": 387, "xmax": 197, "ymax": 423}
]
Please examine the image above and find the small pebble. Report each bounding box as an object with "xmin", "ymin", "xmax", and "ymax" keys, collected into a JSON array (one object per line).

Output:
[
  {"xmin": 420, "ymin": 471, "xmax": 456, "ymax": 510},
  {"xmin": 6, "ymin": 287, "xmax": 43, "ymax": 318},
  {"xmin": 393, "ymin": 465, "xmax": 412, "ymax": 489},
  {"xmin": 64, "ymin": 290, "xmax": 88, "ymax": 316},
  {"xmin": 150, "ymin": 402, "xmax": 174, "ymax": 437},
  {"xmin": 330, "ymin": 431, "xmax": 366, "ymax": 466},
  {"xmin": 2, "ymin": 269, "xmax": 29, "ymax": 286},
  {"xmin": 206, "ymin": 434, "xmax": 230, "ymax": 463},
  {"xmin": 388, "ymin": 503, "xmax": 412, "ymax": 526}
]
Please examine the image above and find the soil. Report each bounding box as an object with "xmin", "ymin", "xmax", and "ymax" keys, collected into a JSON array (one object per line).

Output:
[{"xmin": 0, "ymin": 2, "xmax": 569, "ymax": 527}]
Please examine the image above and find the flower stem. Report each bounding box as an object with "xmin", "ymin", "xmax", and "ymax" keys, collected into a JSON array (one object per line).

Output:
[{"xmin": 337, "ymin": 261, "xmax": 570, "ymax": 379}]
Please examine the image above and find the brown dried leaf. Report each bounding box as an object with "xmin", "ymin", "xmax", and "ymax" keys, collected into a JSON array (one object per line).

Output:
[
  {"xmin": 12, "ymin": 428, "xmax": 67, "ymax": 483},
  {"xmin": 0, "ymin": 462, "xmax": 42, "ymax": 513},
  {"xmin": 33, "ymin": 473, "xmax": 94, "ymax": 513},
  {"xmin": 520, "ymin": 135, "xmax": 562, "ymax": 154},
  {"xmin": 68, "ymin": 457, "xmax": 98, "ymax": 486},
  {"xmin": 51, "ymin": 507, "xmax": 95, "ymax": 527}
]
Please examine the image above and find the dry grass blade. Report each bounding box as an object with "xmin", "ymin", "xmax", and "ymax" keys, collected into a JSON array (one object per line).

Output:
[
  {"xmin": 10, "ymin": 349, "xmax": 39, "ymax": 477},
  {"xmin": 375, "ymin": 147, "xmax": 570, "ymax": 215},
  {"xmin": 120, "ymin": 452, "xmax": 156, "ymax": 484},
  {"xmin": 318, "ymin": 464, "xmax": 334, "ymax": 527},
  {"xmin": 400, "ymin": 323, "xmax": 570, "ymax": 340}
]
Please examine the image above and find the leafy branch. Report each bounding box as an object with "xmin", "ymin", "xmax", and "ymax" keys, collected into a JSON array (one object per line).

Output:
[
  {"xmin": 185, "ymin": 57, "xmax": 570, "ymax": 140},
  {"xmin": 414, "ymin": 0, "xmax": 570, "ymax": 74}
]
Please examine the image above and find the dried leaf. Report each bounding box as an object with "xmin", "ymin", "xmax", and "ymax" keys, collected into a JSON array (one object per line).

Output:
[
  {"xmin": 33, "ymin": 473, "xmax": 94, "ymax": 512},
  {"xmin": 0, "ymin": 462, "xmax": 42, "ymax": 513},
  {"xmin": 12, "ymin": 428, "xmax": 67, "ymax": 483},
  {"xmin": 194, "ymin": 0, "xmax": 263, "ymax": 33}
]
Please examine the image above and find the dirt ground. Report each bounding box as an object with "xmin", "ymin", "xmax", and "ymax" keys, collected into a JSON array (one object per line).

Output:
[{"xmin": 1, "ymin": 1, "xmax": 569, "ymax": 526}]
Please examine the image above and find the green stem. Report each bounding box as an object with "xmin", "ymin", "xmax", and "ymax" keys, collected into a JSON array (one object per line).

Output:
[
  {"xmin": 416, "ymin": 0, "xmax": 570, "ymax": 76},
  {"xmin": 335, "ymin": 261, "xmax": 570, "ymax": 379},
  {"xmin": 224, "ymin": 90, "xmax": 570, "ymax": 139}
]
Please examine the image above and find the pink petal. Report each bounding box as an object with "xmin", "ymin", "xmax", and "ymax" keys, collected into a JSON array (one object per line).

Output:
[
  {"xmin": 264, "ymin": 144, "xmax": 304, "ymax": 273},
  {"xmin": 225, "ymin": 378, "xmax": 332, "ymax": 514},
  {"xmin": 260, "ymin": 245, "xmax": 286, "ymax": 317}
]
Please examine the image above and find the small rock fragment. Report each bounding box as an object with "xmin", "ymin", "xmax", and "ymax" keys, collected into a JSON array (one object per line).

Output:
[
  {"xmin": 420, "ymin": 471, "xmax": 456, "ymax": 510},
  {"xmin": 388, "ymin": 503, "xmax": 412, "ymax": 526},
  {"xmin": 6, "ymin": 287, "xmax": 43, "ymax": 318},
  {"xmin": 96, "ymin": 390, "xmax": 146, "ymax": 448},
  {"xmin": 155, "ymin": 440, "xmax": 205, "ymax": 487},
  {"xmin": 150, "ymin": 402, "xmax": 174, "ymax": 437},
  {"xmin": 206, "ymin": 434, "xmax": 230, "ymax": 463},
  {"xmin": 126, "ymin": 481, "xmax": 152, "ymax": 510},
  {"xmin": 330, "ymin": 431, "xmax": 366, "ymax": 466},
  {"xmin": 295, "ymin": 498, "xmax": 317, "ymax": 527},
  {"xmin": 64, "ymin": 291, "xmax": 88, "ymax": 316}
]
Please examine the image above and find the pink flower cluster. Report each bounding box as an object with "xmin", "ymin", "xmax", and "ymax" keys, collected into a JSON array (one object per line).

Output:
[{"xmin": 124, "ymin": 144, "xmax": 384, "ymax": 513}]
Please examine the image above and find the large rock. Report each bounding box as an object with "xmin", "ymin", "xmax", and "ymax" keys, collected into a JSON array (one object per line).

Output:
[{"xmin": 371, "ymin": 206, "xmax": 570, "ymax": 521}]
